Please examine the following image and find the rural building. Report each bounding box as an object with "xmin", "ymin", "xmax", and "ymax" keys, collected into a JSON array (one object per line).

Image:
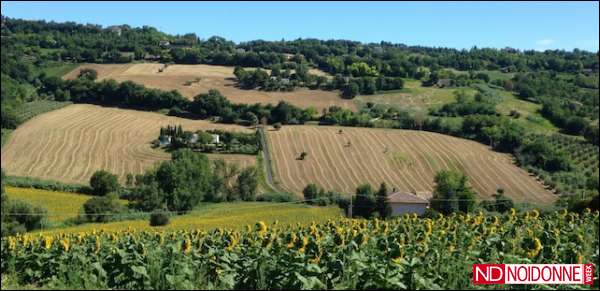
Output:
[
  {"xmin": 387, "ymin": 191, "xmax": 430, "ymax": 216},
  {"xmin": 211, "ymin": 134, "xmax": 220, "ymax": 144},
  {"xmin": 188, "ymin": 133, "xmax": 199, "ymax": 144},
  {"xmin": 159, "ymin": 135, "xmax": 172, "ymax": 146}
]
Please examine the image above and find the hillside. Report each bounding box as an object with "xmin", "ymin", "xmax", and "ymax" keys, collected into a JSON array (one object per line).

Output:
[
  {"xmin": 64, "ymin": 63, "xmax": 356, "ymax": 112},
  {"xmin": 267, "ymin": 125, "xmax": 557, "ymax": 203},
  {"xmin": 1, "ymin": 104, "xmax": 255, "ymax": 184}
]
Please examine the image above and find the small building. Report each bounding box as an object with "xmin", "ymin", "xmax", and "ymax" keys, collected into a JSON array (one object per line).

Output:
[
  {"xmin": 388, "ymin": 191, "xmax": 430, "ymax": 216},
  {"xmin": 211, "ymin": 134, "xmax": 220, "ymax": 144},
  {"xmin": 188, "ymin": 133, "xmax": 199, "ymax": 144},
  {"xmin": 159, "ymin": 135, "xmax": 172, "ymax": 146}
]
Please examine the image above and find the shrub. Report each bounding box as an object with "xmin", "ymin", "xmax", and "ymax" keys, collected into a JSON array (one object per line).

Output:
[
  {"xmin": 90, "ymin": 170, "xmax": 120, "ymax": 196},
  {"xmin": 256, "ymin": 192, "xmax": 297, "ymax": 202},
  {"xmin": 149, "ymin": 211, "xmax": 170, "ymax": 226},
  {"xmin": 82, "ymin": 193, "xmax": 123, "ymax": 223},
  {"xmin": 236, "ymin": 167, "xmax": 258, "ymax": 201},
  {"xmin": 1, "ymin": 199, "xmax": 47, "ymax": 236},
  {"xmin": 3, "ymin": 175, "xmax": 92, "ymax": 194},
  {"xmin": 303, "ymin": 183, "xmax": 319, "ymax": 203}
]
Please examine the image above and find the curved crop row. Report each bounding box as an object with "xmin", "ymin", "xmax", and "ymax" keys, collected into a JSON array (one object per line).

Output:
[
  {"xmin": 267, "ymin": 125, "xmax": 556, "ymax": 203},
  {"xmin": 1, "ymin": 104, "xmax": 253, "ymax": 184}
]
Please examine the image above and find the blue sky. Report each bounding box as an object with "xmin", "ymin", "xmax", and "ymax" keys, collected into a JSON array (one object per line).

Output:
[{"xmin": 2, "ymin": 1, "xmax": 598, "ymax": 51}]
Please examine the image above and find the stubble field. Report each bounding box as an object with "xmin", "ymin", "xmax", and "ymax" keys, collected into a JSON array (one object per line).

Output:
[
  {"xmin": 266, "ymin": 125, "xmax": 557, "ymax": 204},
  {"xmin": 64, "ymin": 63, "xmax": 356, "ymax": 112},
  {"xmin": 1, "ymin": 104, "xmax": 255, "ymax": 184}
]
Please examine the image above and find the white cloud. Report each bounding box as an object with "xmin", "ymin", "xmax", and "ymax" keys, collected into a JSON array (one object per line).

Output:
[{"xmin": 536, "ymin": 39, "xmax": 555, "ymax": 46}]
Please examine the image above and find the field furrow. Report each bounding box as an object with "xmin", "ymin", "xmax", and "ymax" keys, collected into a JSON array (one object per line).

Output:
[
  {"xmin": 1, "ymin": 104, "xmax": 253, "ymax": 184},
  {"xmin": 266, "ymin": 125, "xmax": 556, "ymax": 204}
]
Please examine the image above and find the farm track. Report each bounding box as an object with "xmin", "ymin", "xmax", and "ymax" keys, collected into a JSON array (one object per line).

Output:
[
  {"xmin": 1, "ymin": 104, "xmax": 255, "ymax": 184},
  {"xmin": 266, "ymin": 125, "xmax": 557, "ymax": 204}
]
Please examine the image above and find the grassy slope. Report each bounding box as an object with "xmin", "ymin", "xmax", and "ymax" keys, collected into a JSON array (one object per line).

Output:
[
  {"xmin": 356, "ymin": 77, "xmax": 558, "ymax": 134},
  {"xmin": 355, "ymin": 79, "xmax": 468, "ymax": 112},
  {"xmin": 491, "ymin": 87, "xmax": 559, "ymax": 134},
  {"xmin": 36, "ymin": 202, "xmax": 342, "ymax": 235},
  {"xmin": 36, "ymin": 62, "xmax": 79, "ymax": 78}
]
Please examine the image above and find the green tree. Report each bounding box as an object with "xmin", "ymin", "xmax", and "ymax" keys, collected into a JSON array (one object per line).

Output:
[
  {"xmin": 149, "ymin": 210, "xmax": 170, "ymax": 226},
  {"xmin": 354, "ymin": 184, "xmax": 376, "ymax": 217},
  {"xmin": 431, "ymin": 170, "xmax": 476, "ymax": 214},
  {"xmin": 236, "ymin": 167, "xmax": 258, "ymax": 201},
  {"xmin": 303, "ymin": 183, "xmax": 319, "ymax": 203},
  {"xmin": 376, "ymin": 182, "xmax": 392, "ymax": 218},
  {"xmin": 342, "ymin": 83, "xmax": 360, "ymax": 99},
  {"xmin": 493, "ymin": 189, "xmax": 514, "ymax": 213},
  {"xmin": 78, "ymin": 68, "xmax": 98, "ymax": 81},
  {"xmin": 83, "ymin": 193, "xmax": 123, "ymax": 223},
  {"xmin": 90, "ymin": 170, "xmax": 120, "ymax": 196}
]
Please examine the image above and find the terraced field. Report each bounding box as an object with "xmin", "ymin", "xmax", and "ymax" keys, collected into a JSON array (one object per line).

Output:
[
  {"xmin": 266, "ymin": 125, "xmax": 557, "ymax": 204},
  {"xmin": 64, "ymin": 63, "xmax": 355, "ymax": 112},
  {"xmin": 1, "ymin": 104, "xmax": 254, "ymax": 184}
]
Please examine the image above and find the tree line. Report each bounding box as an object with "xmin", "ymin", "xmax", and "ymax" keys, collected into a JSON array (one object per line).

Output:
[{"xmin": 232, "ymin": 65, "xmax": 405, "ymax": 98}]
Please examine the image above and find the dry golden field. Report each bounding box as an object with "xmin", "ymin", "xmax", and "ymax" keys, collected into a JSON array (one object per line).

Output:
[
  {"xmin": 1, "ymin": 104, "xmax": 255, "ymax": 184},
  {"xmin": 266, "ymin": 125, "xmax": 556, "ymax": 204},
  {"xmin": 64, "ymin": 63, "xmax": 355, "ymax": 112}
]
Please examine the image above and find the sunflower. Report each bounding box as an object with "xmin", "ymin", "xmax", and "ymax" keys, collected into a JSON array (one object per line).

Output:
[
  {"xmin": 60, "ymin": 238, "xmax": 70, "ymax": 252},
  {"xmin": 43, "ymin": 236, "xmax": 54, "ymax": 250},
  {"xmin": 526, "ymin": 237, "xmax": 543, "ymax": 258},
  {"xmin": 256, "ymin": 221, "xmax": 268, "ymax": 237},
  {"xmin": 183, "ymin": 239, "xmax": 192, "ymax": 254}
]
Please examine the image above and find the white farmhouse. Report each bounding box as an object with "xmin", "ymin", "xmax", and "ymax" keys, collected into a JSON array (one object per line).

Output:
[
  {"xmin": 211, "ymin": 134, "xmax": 220, "ymax": 144},
  {"xmin": 159, "ymin": 135, "xmax": 172, "ymax": 146}
]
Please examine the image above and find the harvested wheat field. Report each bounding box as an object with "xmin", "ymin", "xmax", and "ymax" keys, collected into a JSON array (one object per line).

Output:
[
  {"xmin": 1, "ymin": 104, "xmax": 255, "ymax": 184},
  {"xmin": 64, "ymin": 63, "xmax": 355, "ymax": 112},
  {"xmin": 266, "ymin": 125, "xmax": 556, "ymax": 204}
]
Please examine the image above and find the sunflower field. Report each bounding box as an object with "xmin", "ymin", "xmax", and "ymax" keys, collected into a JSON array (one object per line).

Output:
[{"xmin": 1, "ymin": 209, "xmax": 598, "ymax": 289}]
